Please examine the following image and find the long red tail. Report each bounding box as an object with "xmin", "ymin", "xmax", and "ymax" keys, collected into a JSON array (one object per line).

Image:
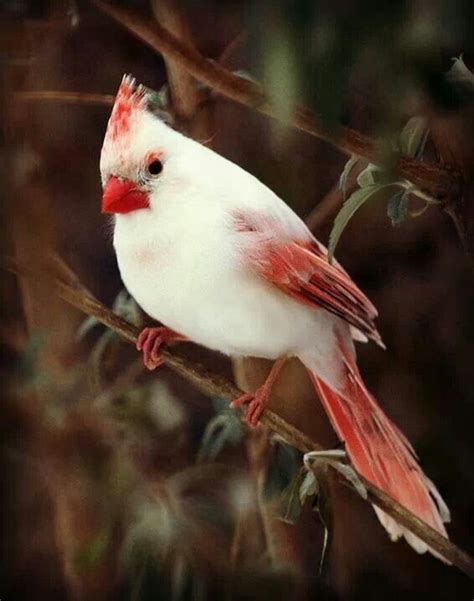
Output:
[{"xmin": 307, "ymin": 341, "xmax": 450, "ymax": 557}]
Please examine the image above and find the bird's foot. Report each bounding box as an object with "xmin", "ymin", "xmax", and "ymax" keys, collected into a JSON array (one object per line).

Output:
[
  {"xmin": 230, "ymin": 385, "xmax": 271, "ymax": 427},
  {"xmin": 230, "ymin": 357, "xmax": 287, "ymax": 427},
  {"xmin": 136, "ymin": 326, "xmax": 185, "ymax": 370}
]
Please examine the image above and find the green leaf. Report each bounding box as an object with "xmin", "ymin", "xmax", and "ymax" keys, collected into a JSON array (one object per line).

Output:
[
  {"xmin": 113, "ymin": 290, "xmax": 142, "ymax": 326},
  {"xmin": 141, "ymin": 84, "xmax": 174, "ymax": 125},
  {"xmin": 89, "ymin": 329, "xmax": 117, "ymax": 391},
  {"xmin": 75, "ymin": 527, "xmax": 110, "ymax": 570},
  {"xmin": 263, "ymin": 442, "xmax": 300, "ymax": 500},
  {"xmin": 171, "ymin": 555, "xmax": 189, "ymax": 601},
  {"xmin": 76, "ymin": 315, "xmax": 99, "ymax": 341},
  {"xmin": 399, "ymin": 116, "xmax": 429, "ymax": 158},
  {"xmin": 197, "ymin": 410, "xmax": 242, "ymax": 462},
  {"xmin": 328, "ymin": 184, "xmax": 395, "ymax": 262},
  {"xmin": 278, "ymin": 468, "xmax": 305, "ymax": 524},
  {"xmin": 263, "ymin": 32, "xmax": 299, "ymax": 125},
  {"xmin": 357, "ymin": 162, "xmax": 394, "ymax": 187},
  {"xmin": 447, "ymin": 55, "xmax": 474, "ymax": 88},
  {"xmin": 312, "ymin": 471, "xmax": 333, "ymax": 576},
  {"xmin": 339, "ymin": 155, "xmax": 359, "ymax": 200},
  {"xmin": 233, "ymin": 70, "xmax": 262, "ymax": 88},
  {"xmin": 21, "ymin": 331, "xmax": 48, "ymax": 380},
  {"xmin": 299, "ymin": 470, "xmax": 318, "ymax": 505},
  {"xmin": 357, "ymin": 163, "xmax": 378, "ymax": 188},
  {"xmin": 387, "ymin": 188, "xmax": 409, "ymax": 225}
]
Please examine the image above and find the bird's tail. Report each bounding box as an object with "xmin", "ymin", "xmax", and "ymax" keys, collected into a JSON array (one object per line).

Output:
[{"xmin": 306, "ymin": 339, "xmax": 450, "ymax": 558}]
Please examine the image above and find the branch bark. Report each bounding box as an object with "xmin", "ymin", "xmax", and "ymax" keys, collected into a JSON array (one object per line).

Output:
[
  {"xmin": 15, "ymin": 91, "xmax": 115, "ymax": 105},
  {"xmin": 150, "ymin": 0, "xmax": 212, "ymax": 141},
  {"xmin": 91, "ymin": 0, "xmax": 461, "ymax": 200},
  {"xmin": 10, "ymin": 255, "xmax": 471, "ymax": 578}
]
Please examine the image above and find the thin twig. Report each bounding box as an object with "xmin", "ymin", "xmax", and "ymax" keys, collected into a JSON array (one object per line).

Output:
[
  {"xmin": 444, "ymin": 202, "xmax": 474, "ymax": 267},
  {"xmin": 91, "ymin": 0, "xmax": 461, "ymax": 200},
  {"xmin": 305, "ymin": 182, "xmax": 344, "ymax": 233},
  {"xmin": 15, "ymin": 91, "xmax": 114, "ymax": 105},
  {"xmin": 8, "ymin": 255, "xmax": 472, "ymax": 577}
]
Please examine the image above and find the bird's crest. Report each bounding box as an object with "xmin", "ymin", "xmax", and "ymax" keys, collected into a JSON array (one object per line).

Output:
[
  {"xmin": 105, "ymin": 74, "xmax": 149, "ymax": 142},
  {"xmin": 101, "ymin": 75, "xmax": 160, "ymax": 175}
]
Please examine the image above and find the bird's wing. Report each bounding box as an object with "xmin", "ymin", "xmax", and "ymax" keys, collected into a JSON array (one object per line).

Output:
[{"xmin": 234, "ymin": 210, "xmax": 383, "ymax": 346}]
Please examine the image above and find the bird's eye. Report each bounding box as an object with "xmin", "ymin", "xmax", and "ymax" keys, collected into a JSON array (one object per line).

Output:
[{"xmin": 147, "ymin": 159, "xmax": 163, "ymax": 176}]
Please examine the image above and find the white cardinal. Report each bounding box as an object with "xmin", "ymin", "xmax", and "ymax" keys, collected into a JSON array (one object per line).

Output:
[{"xmin": 100, "ymin": 75, "xmax": 450, "ymax": 556}]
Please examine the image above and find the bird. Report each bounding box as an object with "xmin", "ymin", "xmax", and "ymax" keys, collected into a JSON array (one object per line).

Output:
[{"xmin": 99, "ymin": 75, "xmax": 450, "ymax": 557}]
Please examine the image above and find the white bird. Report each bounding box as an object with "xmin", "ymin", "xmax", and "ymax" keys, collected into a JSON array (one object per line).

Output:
[{"xmin": 100, "ymin": 75, "xmax": 450, "ymax": 557}]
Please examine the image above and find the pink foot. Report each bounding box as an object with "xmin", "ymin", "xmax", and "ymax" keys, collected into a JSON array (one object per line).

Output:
[
  {"xmin": 230, "ymin": 358, "xmax": 287, "ymax": 427},
  {"xmin": 136, "ymin": 326, "xmax": 185, "ymax": 370},
  {"xmin": 230, "ymin": 386, "xmax": 271, "ymax": 428}
]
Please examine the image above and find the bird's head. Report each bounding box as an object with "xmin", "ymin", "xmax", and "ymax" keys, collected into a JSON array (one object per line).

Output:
[{"xmin": 100, "ymin": 75, "xmax": 186, "ymax": 215}]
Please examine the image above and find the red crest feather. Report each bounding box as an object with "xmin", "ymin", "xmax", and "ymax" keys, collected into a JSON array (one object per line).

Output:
[{"xmin": 106, "ymin": 74, "xmax": 148, "ymax": 141}]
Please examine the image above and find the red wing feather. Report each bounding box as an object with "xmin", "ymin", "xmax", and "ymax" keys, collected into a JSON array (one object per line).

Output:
[{"xmin": 242, "ymin": 222, "xmax": 382, "ymax": 345}]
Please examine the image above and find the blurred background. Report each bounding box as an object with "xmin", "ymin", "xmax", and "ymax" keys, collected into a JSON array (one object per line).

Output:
[{"xmin": 1, "ymin": 0, "xmax": 474, "ymax": 599}]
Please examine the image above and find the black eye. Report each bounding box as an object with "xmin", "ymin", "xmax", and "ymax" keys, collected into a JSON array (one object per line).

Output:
[{"xmin": 147, "ymin": 159, "xmax": 163, "ymax": 176}]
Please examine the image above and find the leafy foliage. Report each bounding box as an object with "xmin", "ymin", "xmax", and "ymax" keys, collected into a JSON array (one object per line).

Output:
[
  {"xmin": 197, "ymin": 397, "xmax": 243, "ymax": 462},
  {"xmin": 263, "ymin": 440, "xmax": 300, "ymax": 500},
  {"xmin": 387, "ymin": 188, "xmax": 410, "ymax": 226},
  {"xmin": 447, "ymin": 55, "xmax": 474, "ymax": 88},
  {"xmin": 278, "ymin": 467, "xmax": 306, "ymax": 524},
  {"xmin": 77, "ymin": 290, "xmax": 143, "ymax": 390},
  {"xmin": 339, "ymin": 155, "xmax": 360, "ymax": 201},
  {"xmin": 328, "ymin": 116, "xmax": 432, "ymax": 261},
  {"xmin": 328, "ymin": 183, "xmax": 399, "ymax": 262},
  {"xmin": 75, "ymin": 526, "xmax": 111, "ymax": 570},
  {"xmin": 278, "ymin": 456, "xmax": 337, "ymax": 575}
]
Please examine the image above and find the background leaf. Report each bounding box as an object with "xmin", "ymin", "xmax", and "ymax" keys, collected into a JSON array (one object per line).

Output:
[
  {"xmin": 197, "ymin": 406, "xmax": 242, "ymax": 462},
  {"xmin": 447, "ymin": 55, "xmax": 474, "ymax": 88},
  {"xmin": 387, "ymin": 188, "xmax": 409, "ymax": 225},
  {"xmin": 328, "ymin": 184, "xmax": 396, "ymax": 261},
  {"xmin": 278, "ymin": 468, "xmax": 305, "ymax": 524},
  {"xmin": 299, "ymin": 470, "xmax": 318, "ymax": 505},
  {"xmin": 339, "ymin": 155, "xmax": 359, "ymax": 200},
  {"xmin": 399, "ymin": 116, "xmax": 429, "ymax": 158},
  {"xmin": 263, "ymin": 441, "xmax": 300, "ymax": 500},
  {"xmin": 76, "ymin": 315, "xmax": 99, "ymax": 341}
]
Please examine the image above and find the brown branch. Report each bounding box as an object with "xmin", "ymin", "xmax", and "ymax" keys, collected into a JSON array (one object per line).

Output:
[
  {"xmin": 15, "ymin": 91, "xmax": 115, "ymax": 105},
  {"xmin": 91, "ymin": 0, "xmax": 461, "ymax": 200},
  {"xmin": 305, "ymin": 181, "xmax": 345, "ymax": 233},
  {"xmin": 149, "ymin": 0, "xmax": 214, "ymax": 148},
  {"xmin": 150, "ymin": 0, "xmax": 202, "ymax": 122},
  {"xmin": 9, "ymin": 255, "xmax": 470, "ymax": 578},
  {"xmin": 444, "ymin": 202, "xmax": 474, "ymax": 267}
]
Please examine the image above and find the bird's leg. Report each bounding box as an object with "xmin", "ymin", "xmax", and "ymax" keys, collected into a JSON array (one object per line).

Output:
[
  {"xmin": 230, "ymin": 357, "xmax": 287, "ymax": 427},
  {"xmin": 136, "ymin": 326, "xmax": 186, "ymax": 370}
]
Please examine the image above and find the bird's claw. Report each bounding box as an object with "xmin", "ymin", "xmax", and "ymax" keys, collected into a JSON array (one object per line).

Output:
[
  {"xmin": 136, "ymin": 326, "xmax": 182, "ymax": 370},
  {"xmin": 230, "ymin": 386, "xmax": 271, "ymax": 427}
]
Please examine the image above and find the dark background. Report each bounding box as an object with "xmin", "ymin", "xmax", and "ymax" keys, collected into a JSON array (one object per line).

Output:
[{"xmin": 1, "ymin": 1, "xmax": 474, "ymax": 599}]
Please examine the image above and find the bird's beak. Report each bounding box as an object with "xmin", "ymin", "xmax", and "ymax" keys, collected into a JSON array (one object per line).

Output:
[{"xmin": 101, "ymin": 176, "xmax": 150, "ymax": 214}]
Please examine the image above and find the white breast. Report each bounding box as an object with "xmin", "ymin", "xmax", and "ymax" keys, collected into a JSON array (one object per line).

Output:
[{"xmin": 113, "ymin": 199, "xmax": 330, "ymax": 360}]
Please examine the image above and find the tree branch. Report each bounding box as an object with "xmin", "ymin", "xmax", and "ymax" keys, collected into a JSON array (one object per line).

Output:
[
  {"xmin": 91, "ymin": 0, "xmax": 461, "ymax": 200},
  {"xmin": 9, "ymin": 255, "xmax": 472, "ymax": 578},
  {"xmin": 444, "ymin": 202, "xmax": 474, "ymax": 267},
  {"xmin": 149, "ymin": 0, "xmax": 213, "ymax": 144},
  {"xmin": 149, "ymin": 0, "xmax": 203, "ymax": 122},
  {"xmin": 15, "ymin": 91, "xmax": 115, "ymax": 105}
]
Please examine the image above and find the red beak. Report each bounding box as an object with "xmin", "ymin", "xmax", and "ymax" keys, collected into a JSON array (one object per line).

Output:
[{"xmin": 101, "ymin": 176, "xmax": 150, "ymax": 214}]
